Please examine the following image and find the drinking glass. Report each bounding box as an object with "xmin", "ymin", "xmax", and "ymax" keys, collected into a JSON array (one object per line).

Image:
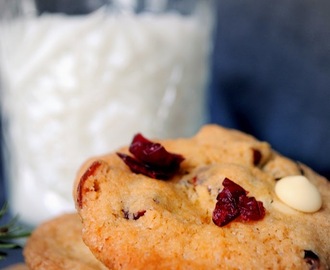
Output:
[{"xmin": 0, "ymin": 0, "xmax": 215, "ymax": 226}]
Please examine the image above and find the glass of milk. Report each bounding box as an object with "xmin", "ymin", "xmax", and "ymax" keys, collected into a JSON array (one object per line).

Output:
[{"xmin": 0, "ymin": 0, "xmax": 215, "ymax": 227}]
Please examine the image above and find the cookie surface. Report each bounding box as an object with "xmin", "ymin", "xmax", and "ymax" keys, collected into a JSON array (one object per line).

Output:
[
  {"xmin": 23, "ymin": 213, "xmax": 107, "ymax": 270},
  {"xmin": 74, "ymin": 124, "xmax": 330, "ymax": 269}
]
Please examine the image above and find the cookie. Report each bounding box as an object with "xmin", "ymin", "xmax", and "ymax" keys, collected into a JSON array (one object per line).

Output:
[
  {"xmin": 74, "ymin": 124, "xmax": 330, "ymax": 269},
  {"xmin": 23, "ymin": 213, "xmax": 107, "ymax": 270}
]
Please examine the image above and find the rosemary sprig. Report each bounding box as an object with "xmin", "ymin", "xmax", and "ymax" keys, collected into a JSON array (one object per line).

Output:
[{"xmin": 0, "ymin": 203, "xmax": 31, "ymax": 260}]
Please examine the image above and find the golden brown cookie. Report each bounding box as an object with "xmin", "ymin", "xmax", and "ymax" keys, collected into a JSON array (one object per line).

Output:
[
  {"xmin": 74, "ymin": 124, "xmax": 330, "ymax": 269},
  {"xmin": 23, "ymin": 213, "xmax": 107, "ymax": 270}
]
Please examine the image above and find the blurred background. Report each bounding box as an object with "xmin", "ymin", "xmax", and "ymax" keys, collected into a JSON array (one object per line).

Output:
[
  {"xmin": 209, "ymin": 0, "xmax": 330, "ymax": 179},
  {"xmin": 0, "ymin": 0, "xmax": 330, "ymax": 266},
  {"xmin": 7, "ymin": 0, "xmax": 327, "ymax": 177}
]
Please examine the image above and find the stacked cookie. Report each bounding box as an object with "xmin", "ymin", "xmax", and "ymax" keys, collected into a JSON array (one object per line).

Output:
[{"xmin": 22, "ymin": 125, "xmax": 329, "ymax": 269}]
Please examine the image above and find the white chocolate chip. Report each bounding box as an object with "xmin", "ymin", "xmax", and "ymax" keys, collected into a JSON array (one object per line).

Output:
[{"xmin": 275, "ymin": 175, "xmax": 322, "ymax": 213}]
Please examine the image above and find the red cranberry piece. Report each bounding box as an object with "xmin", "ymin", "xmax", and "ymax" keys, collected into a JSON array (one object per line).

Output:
[
  {"xmin": 238, "ymin": 195, "xmax": 265, "ymax": 221},
  {"xmin": 212, "ymin": 178, "xmax": 266, "ymax": 227},
  {"xmin": 133, "ymin": 210, "xmax": 146, "ymax": 220},
  {"xmin": 222, "ymin": 178, "xmax": 247, "ymax": 199},
  {"xmin": 122, "ymin": 209, "xmax": 146, "ymax": 220},
  {"xmin": 129, "ymin": 133, "xmax": 184, "ymax": 168},
  {"xmin": 76, "ymin": 161, "xmax": 102, "ymax": 209},
  {"xmin": 304, "ymin": 250, "xmax": 321, "ymax": 270},
  {"xmin": 117, "ymin": 133, "xmax": 184, "ymax": 180},
  {"xmin": 117, "ymin": 153, "xmax": 174, "ymax": 179},
  {"xmin": 252, "ymin": 148, "xmax": 262, "ymax": 166},
  {"xmin": 212, "ymin": 188, "xmax": 240, "ymax": 227}
]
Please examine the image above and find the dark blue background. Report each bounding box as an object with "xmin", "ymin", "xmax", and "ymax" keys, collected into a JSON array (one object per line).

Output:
[
  {"xmin": 1, "ymin": 0, "xmax": 330, "ymax": 267},
  {"xmin": 210, "ymin": 0, "xmax": 330, "ymax": 179}
]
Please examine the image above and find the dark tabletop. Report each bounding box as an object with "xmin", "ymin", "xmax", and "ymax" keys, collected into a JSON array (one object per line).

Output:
[{"xmin": 1, "ymin": 0, "xmax": 330, "ymax": 268}]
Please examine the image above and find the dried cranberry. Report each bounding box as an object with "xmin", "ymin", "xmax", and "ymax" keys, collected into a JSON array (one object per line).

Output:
[
  {"xmin": 117, "ymin": 153, "xmax": 172, "ymax": 179},
  {"xmin": 122, "ymin": 209, "xmax": 146, "ymax": 220},
  {"xmin": 189, "ymin": 176, "xmax": 198, "ymax": 186},
  {"xmin": 129, "ymin": 133, "xmax": 183, "ymax": 168},
  {"xmin": 133, "ymin": 210, "xmax": 146, "ymax": 220},
  {"xmin": 212, "ymin": 178, "xmax": 266, "ymax": 227},
  {"xmin": 304, "ymin": 250, "xmax": 321, "ymax": 270},
  {"xmin": 76, "ymin": 161, "xmax": 102, "ymax": 209},
  {"xmin": 252, "ymin": 148, "xmax": 262, "ymax": 166},
  {"xmin": 213, "ymin": 188, "xmax": 240, "ymax": 227},
  {"xmin": 238, "ymin": 195, "xmax": 265, "ymax": 221},
  {"xmin": 117, "ymin": 133, "xmax": 184, "ymax": 180},
  {"xmin": 222, "ymin": 178, "xmax": 247, "ymax": 198}
]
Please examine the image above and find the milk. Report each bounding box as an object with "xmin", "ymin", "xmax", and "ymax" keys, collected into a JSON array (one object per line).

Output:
[{"xmin": 0, "ymin": 5, "xmax": 213, "ymax": 226}]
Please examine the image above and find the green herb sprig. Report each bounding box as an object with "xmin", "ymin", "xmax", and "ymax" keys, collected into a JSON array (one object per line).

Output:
[{"xmin": 0, "ymin": 203, "xmax": 31, "ymax": 260}]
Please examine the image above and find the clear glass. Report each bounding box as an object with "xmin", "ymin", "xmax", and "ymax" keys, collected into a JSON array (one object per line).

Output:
[{"xmin": 0, "ymin": 0, "xmax": 215, "ymax": 226}]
